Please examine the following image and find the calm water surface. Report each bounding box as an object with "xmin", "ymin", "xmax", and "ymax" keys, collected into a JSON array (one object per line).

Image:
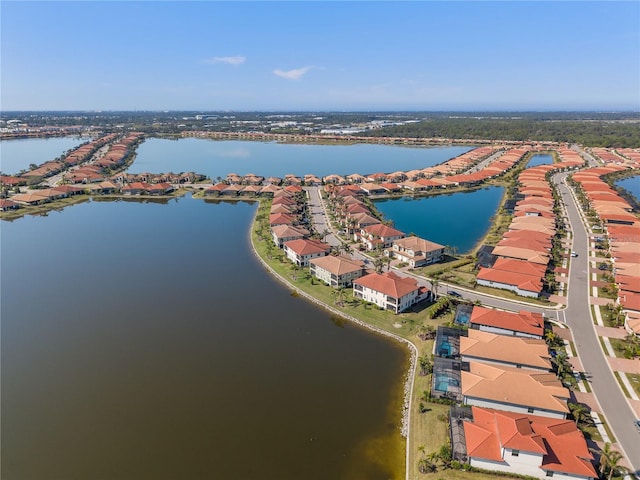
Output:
[
  {"xmin": 374, "ymin": 186, "xmax": 505, "ymax": 254},
  {"xmin": 1, "ymin": 197, "xmax": 407, "ymax": 480},
  {"xmin": 527, "ymin": 153, "xmax": 553, "ymax": 167},
  {"xmin": 128, "ymin": 138, "xmax": 472, "ymax": 179},
  {"xmin": 0, "ymin": 136, "xmax": 90, "ymax": 175},
  {"xmin": 616, "ymin": 175, "xmax": 640, "ymax": 202}
]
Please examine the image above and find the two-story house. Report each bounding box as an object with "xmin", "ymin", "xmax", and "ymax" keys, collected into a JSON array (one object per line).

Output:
[
  {"xmin": 353, "ymin": 271, "xmax": 420, "ymax": 314},
  {"xmin": 356, "ymin": 224, "xmax": 405, "ymax": 251},
  {"xmin": 309, "ymin": 255, "xmax": 364, "ymax": 288},
  {"xmin": 283, "ymin": 238, "xmax": 331, "ymax": 267},
  {"xmin": 386, "ymin": 235, "xmax": 445, "ymax": 268}
]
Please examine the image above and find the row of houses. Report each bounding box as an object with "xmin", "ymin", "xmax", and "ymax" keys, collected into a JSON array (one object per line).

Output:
[
  {"xmin": 63, "ymin": 133, "xmax": 144, "ymax": 184},
  {"xmin": 0, "ymin": 134, "xmax": 119, "ymax": 189},
  {"xmin": 324, "ymin": 183, "xmax": 447, "ymax": 268},
  {"xmin": 1, "ymin": 179, "xmax": 180, "ymax": 210},
  {"xmin": 203, "ymin": 145, "xmax": 535, "ymax": 202},
  {"xmin": 265, "ymin": 188, "xmax": 431, "ymax": 314},
  {"xmin": 433, "ymin": 305, "xmax": 598, "ymax": 479},
  {"xmin": 476, "ymin": 149, "xmax": 584, "ymax": 298},
  {"xmin": 571, "ymin": 151, "xmax": 640, "ymax": 336}
]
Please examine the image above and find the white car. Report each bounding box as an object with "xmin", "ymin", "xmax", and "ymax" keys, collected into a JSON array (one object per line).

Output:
[{"xmin": 571, "ymin": 251, "xmax": 578, "ymax": 257}]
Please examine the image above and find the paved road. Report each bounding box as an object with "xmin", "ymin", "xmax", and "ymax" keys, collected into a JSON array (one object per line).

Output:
[
  {"xmin": 553, "ymin": 171, "xmax": 640, "ymax": 473},
  {"xmin": 305, "ymin": 181, "xmax": 640, "ymax": 473}
]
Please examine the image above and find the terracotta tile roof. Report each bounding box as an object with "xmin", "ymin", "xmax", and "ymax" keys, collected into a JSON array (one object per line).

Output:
[
  {"xmin": 309, "ymin": 255, "xmax": 364, "ymax": 275},
  {"xmin": 269, "ymin": 213, "xmax": 296, "ymax": 225},
  {"xmin": 0, "ymin": 199, "xmax": 19, "ymax": 208},
  {"xmin": 465, "ymin": 407, "xmax": 597, "ymax": 478},
  {"xmin": 354, "ymin": 271, "xmax": 419, "ymax": 298},
  {"xmin": 392, "ymin": 235, "xmax": 445, "ymax": 253},
  {"xmin": 349, "ymin": 213, "xmax": 380, "ymax": 227},
  {"xmin": 284, "ymin": 238, "xmax": 331, "ymax": 256},
  {"xmin": 362, "ymin": 223, "xmax": 405, "ymax": 238},
  {"xmin": 462, "ymin": 362, "xmax": 570, "ymax": 415},
  {"xmin": 271, "ymin": 224, "xmax": 309, "ymax": 238},
  {"xmin": 616, "ymin": 275, "xmax": 640, "ymax": 294},
  {"xmin": 490, "ymin": 257, "xmax": 548, "ymax": 276},
  {"xmin": 496, "ymin": 237, "xmax": 551, "ymax": 253},
  {"xmin": 460, "ymin": 329, "xmax": 551, "ymax": 370},
  {"xmin": 11, "ymin": 191, "xmax": 52, "ymax": 203},
  {"xmin": 492, "ymin": 246, "xmax": 550, "ymax": 264},
  {"xmin": 477, "ymin": 267, "xmax": 544, "ymax": 294},
  {"xmin": 469, "ymin": 306, "xmax": 544, "ymax": 337}
]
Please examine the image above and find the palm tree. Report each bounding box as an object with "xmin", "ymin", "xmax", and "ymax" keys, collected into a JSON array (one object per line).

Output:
[
  {"xmin": 430, "ymin": 277, "xmax": 440, "ymax": 301},
  {"xmin": 336, "ymin": 286, "xmax": 345, "ymax": 306},
  {"xmin": 417, "ymin": 446, "xmax": 437, "ymax": 474},
  {"xmin": 373, "ymin": 257, "xmax": 385, "ymax": 274},
  {"xmin": 597, "ymin": 442, "xmax": 627, "ymax": 480},
  {"xmin": 418, "ymin": 354, "xmax": 433, "ymax": 376},
  {"xmin": 552, "ymin": 351, "xmax": 573, "ymax": 381},
  {"xmin": 568, "ymin": 402, "xmax": 590, "ymax": 427}
]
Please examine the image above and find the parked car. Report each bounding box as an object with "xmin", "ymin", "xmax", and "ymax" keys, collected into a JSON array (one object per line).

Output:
[
  {"xmin": 635, "ymin": 419, "xmax": 640, "ymax": 433},
  {"xmin": 598, "ymin": 264, "xmax": 609, "ymax": 270},
  {"xmin": 447, "ymin": 290, "xmax": 462, "ymax": 298},
  {"xmin": 571, "ymin": 251, "xmax": 578, "ymax": 257}
]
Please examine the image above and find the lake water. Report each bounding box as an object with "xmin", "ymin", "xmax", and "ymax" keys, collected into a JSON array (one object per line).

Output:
[
  {"xmin": 616, "ymin": 175, "xmax": 640, "ymax": 202},
  {"xmin": 128, "ymin": 138, "xmax": 472, "ymax": 179},
  {"xmin": 1, "ymin": 197, "xmax": 407, "ymax": 480},
  {"xmin": 527, "ymin": 153, "xmax": 553, "ymax": 167},
  {"xmin": 373, "ymin": 186, "xmax": 505, "ymax": 254},
  {"xmin": 0, "ymin": 136, "xmax": 90, "ymax": 175}
]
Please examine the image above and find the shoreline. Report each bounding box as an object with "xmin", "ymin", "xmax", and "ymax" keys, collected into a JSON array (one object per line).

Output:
[{"xmin": 247, "ymin": 201, "xmax": 418, "ymax": 479}]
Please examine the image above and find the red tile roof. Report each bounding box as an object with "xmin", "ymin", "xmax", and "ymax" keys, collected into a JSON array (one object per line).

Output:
[
  {"xmin": 470, "ymin": 306, "xmax": 544, "ymax": 337},
  {"xmin": 354, "ymin": 271, "xmax": 419, "ymax": 298},
  {"xmin": 465, "ymin": 407, "xmax": 596, "ymax": 478}
]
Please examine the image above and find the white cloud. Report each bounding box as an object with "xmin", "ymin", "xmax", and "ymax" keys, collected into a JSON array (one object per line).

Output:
[
  {"xmin": 273, "ymin": 66, "xmax": 315, "ymax": 80},
  {"xmin": 204, "ymin": 55, "xmax": 246, "ymax": 66}
]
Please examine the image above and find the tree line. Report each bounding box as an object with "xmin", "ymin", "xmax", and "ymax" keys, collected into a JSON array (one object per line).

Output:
[{"xmin": 362, "ymin": 117, "xmax": 640, "ymax": 148}]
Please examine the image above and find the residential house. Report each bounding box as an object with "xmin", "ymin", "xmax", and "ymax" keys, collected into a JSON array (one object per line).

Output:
[
  {"xmin": 461, "ymin": 361, "xmax": 570, "ymax": 419},
  {"xmin": 387, "ymin": 236, "xmax": 445, "ymax": 268},
  {"xmin": 357, "ymin": 224, "xmax": 405, "ymax": 251},
  {"xmin": 309, "ymin": 255, "xmax": 365, "ymax": 288},
  {"xmin": 271, "ymin": 224, "xmax": 310, "ymax": 248},
  {"xmin": 353, "ymin": 271, "xmax": 420, "ymax": 314},
  {"xmin": 460, "ymin": 330, "xmax": 552, "ymax": 371},
  {"xmin": 462, "ymin": 406, "xmax": 596, "ymax": 480},
  {"xmin": 283, "ymin": 238, "xmax": 331, "ymax": 266},
  {"xmin": 469, "ymin": 306, "xmax": 544, "ymax": 339}
]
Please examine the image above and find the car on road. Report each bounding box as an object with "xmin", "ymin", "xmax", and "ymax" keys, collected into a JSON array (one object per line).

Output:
[
  {"xmin": 635, "ymin": 420, "xmax": 640, "ymax": 433},
  {"xmin": 447, "ymin": 290, "xmax": 462, "ymax": 298},
  {"xmin": 571, "ymin": 251, "xmax": 578, "ymax": 257}
]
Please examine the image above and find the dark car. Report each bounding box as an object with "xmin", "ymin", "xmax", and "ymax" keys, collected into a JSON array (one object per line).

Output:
[
  {"xmin": 635, "ymin": 420, "xmax": 640, "ymax": 433},
  {"xmin": 598, "ymin": 264, "xmax": 609, "ymax": 270},
  {"xmin": 447, "ymin": 290, "xmax": 462, "ymax": 298}
]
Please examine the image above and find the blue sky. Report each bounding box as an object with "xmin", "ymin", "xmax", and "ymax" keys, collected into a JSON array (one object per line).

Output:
[{"xmin": 2, "ymin": 1, "xmax": 639, "ymax": 111}]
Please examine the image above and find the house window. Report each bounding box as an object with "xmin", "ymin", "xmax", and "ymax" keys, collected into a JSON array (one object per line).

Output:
[
  {"xmin": 527, "ymin": 408, "xmax": 534, "ymax": 413},
  {"xmin": 511, "ymin": 450, "xmax": 519, "ymax": 457},
  {"xmin": 545, "ymin": 471, "xmax": 554, "ymax": 477}
]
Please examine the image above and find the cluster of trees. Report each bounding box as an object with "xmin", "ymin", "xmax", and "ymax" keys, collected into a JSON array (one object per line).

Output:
[{"xmin": 363, "ymin": 117, "xmax": 640, "ymax": 148}]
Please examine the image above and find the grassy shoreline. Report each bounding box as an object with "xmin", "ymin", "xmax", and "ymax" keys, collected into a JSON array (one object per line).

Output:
[{"xmin": 246, "ymin": 197, "xmax": 531, "ymax": 480}]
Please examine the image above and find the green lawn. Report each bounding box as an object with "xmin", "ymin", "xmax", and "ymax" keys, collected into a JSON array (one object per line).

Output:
[{"xmin": 625, "ymin": 373, "xmax": 640, "ymax": 397}]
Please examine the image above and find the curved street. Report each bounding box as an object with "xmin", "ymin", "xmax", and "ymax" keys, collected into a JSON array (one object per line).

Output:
[{"xmin": 305, "ymin": 175, "xmax": 640, "ymax": 474}]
